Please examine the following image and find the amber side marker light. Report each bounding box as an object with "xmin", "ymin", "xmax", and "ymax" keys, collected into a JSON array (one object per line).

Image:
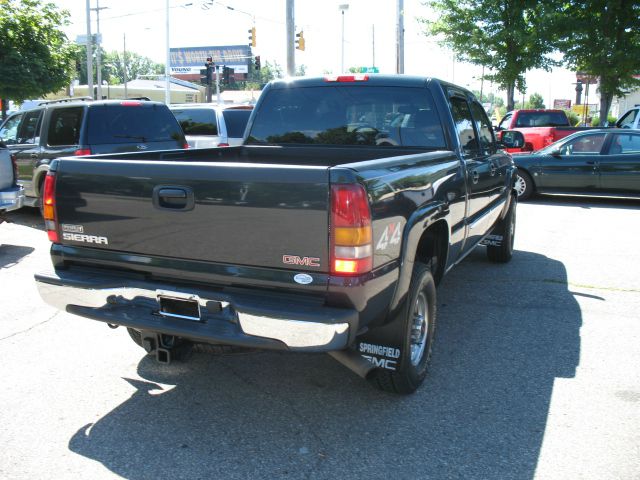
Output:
[
  {"xmin": 330, "ymin": 184, "xmax": 373, "ymax": 276},
  {"xmin": 42, "ymin": 172, "xmax": 58, "ymax": 242}
]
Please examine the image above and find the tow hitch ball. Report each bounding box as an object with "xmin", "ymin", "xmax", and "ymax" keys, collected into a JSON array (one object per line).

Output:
[{"xmin": 140, "ymin": 332, "xmax": 174, "ymax": 364}]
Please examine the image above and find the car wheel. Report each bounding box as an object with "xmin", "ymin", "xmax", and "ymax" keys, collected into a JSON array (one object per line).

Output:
[
  {"xmin": 487, "ymin": 195, "xmax": 516, "ymax": 263},
  {"xmin": 370, "ymin": 263, "xmax": 437, "ymax": 394},
  {"xmin": 514, "ymin": 169, "xmax": 534, "ymax": 201}
]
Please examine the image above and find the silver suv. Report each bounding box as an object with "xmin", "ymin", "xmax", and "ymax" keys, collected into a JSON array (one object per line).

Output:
[{"xmin": 170, "ymin": 104, "xmax": 253, "ymax": 148}]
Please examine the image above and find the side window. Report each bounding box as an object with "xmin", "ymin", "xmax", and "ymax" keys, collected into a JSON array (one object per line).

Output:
[
  {"xmin": 617, "ymin": 109, "xmax": 637, "ymax": 128},
  {"xmin": 450, "ymin": 97, "xmax": 478, "ymax": 154},
  {"xmin": 560, "ymin": 133, "xmax": 606, "ymax": 155},
  {"xmin": 47, "ymin": 107, "xmax": 84, "ymax": 146},
  {"xmin": 0, "ymin": 114, "xmax": 23, "ymax": 145},
  {"xmin": 497, "ymin": 113, "xmax": 512, "ymax": 130},
  {"xmin": 469, "ymin": 101, "xmax": 495, "ymax": 153},
  {"xmin": 609, "ymin": 133, "xmax": 640, "ymax": 155},
  {"xmin": 17, "ymin": 110, "xmax": 42, "ymax": 144}
]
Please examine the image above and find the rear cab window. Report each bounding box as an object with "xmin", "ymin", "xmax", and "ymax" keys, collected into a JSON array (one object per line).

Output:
[
  {"xmin": 87, "ymin": 103, "xmax": 184, "ymax": 144},
  {"xmin": 515, "ymin": 111, "xmax": 569, "ymax": 127},
  {"xmin": 172, "ymin": 108, "xmax": 218, "ymax": 136},
  {"xmin": 221, "ymin": 109, "xmax": 252, "ymax": 138},
  {"xmin": 246, "ymin": 85, "xmax": 446, "ymax": 148}
]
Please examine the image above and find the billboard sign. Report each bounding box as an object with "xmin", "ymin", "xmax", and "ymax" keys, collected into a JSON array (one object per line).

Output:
[
  {"xmin": 170, "ymin": 45, "xmax": 250, "ymax": 74},
  {"xmin": 553, "ymin": 99, "xmax": 572, "ymax": 110}
]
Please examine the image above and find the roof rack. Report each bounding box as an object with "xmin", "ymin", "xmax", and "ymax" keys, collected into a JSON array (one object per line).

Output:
[{"xmin": 39, "ymin": 96, "xmax": 93, "ymax": 105}]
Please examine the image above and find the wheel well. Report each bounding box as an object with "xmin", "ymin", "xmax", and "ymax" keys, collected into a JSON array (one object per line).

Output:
[
  {"xmin": 517, "ymin": 167, "xmax": 535, "ymax": 187},
  {"xmin": 415, "ymin": 220, "xmax": 448, "ymax": 286}
]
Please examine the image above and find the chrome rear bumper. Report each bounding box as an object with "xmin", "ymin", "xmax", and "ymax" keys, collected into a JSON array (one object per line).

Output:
[
  {"xmin": 0, "ymin": 185, "xmax": 25, "ymax": 212},
  {"xmin": 35, "ymin": 269, "xmax": 353, "ymax": 352}
]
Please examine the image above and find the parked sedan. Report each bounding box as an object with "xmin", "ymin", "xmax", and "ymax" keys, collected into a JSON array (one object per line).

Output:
[
  {"xmin": 512, "ymin": 129, "xmax": 640, "ymax": 200},
  {"xmin": 170, "ymin": 104, "xmax": 253, "ymax": 148}
]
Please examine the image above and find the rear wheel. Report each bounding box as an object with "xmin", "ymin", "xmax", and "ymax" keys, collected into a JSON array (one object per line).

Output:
[
  {"xmin": 487, "ymin": 196, "xmax": 516, "ymax": 263},
  {"xmin": 514, "ymin": 169, "xmax": 534, "ymax": 200},
  {"xmin": 370, "ymin": 263, "xmax": 437, "ymax": 394}
]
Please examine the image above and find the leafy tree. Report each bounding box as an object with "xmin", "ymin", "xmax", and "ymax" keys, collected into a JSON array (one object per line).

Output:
[
  {"xmin": 101, "ymin": 50, "xmax": 164, "ymax": 85},
  {"xmin": 0, "ymin": 0, "xmax": 76, "ymax": 118},
  {"xmin": 471, "ymin": 90, "xmax": 504, "ymax": 108},
  {"xmin": 241, "ymin": 60, "xmax": 284, "ymax": 90},
  {"xmin": 420, "ymin": 0, "xmax": 560, "ymax": 110},
  {"xmin": 559, "ymin": 0, "xmax": 640, "ymax": 121},
  {"xmin": 527, "ymin": 92, "xmax": 545, "ymax": 109}
]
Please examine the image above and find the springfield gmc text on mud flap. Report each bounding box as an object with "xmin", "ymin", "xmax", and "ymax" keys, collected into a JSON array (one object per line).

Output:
[{"xmin": 35, "ymin": 75, "xmax": 522, "ymax": 394}]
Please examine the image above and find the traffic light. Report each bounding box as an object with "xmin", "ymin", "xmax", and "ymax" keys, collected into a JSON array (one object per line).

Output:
[
  {"xmin": 248, "ymin": 26, "xmax": 256, "ymax": 47},
  {"xmin": 254, "ymin": 55, "xmax": 261, "ymax": 71},
  {"xmin": 295, "ymin": 30, "xmax": 305, "ymax": 51},
  {"xmin": 222, "ymin": 66, "xmax": 234, "ymax": 85}
]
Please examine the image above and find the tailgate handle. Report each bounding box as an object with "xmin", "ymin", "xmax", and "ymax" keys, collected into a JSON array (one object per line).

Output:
[{"xmin": 153, "ymin": 186, "xmax": 195, "ymax": 211}]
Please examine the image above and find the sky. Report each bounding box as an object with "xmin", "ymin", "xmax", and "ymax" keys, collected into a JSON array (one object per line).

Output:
[{"xmin": 53, "ymin": 0, "xmax": 587, "ymax": 109}]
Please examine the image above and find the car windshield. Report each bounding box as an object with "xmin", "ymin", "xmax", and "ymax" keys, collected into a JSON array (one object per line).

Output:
[
  {"xmin": 87, "ymin": 104, "xmax": 183, "ymax": 144},
  {"xmin": 222, "ymin": 109, "xmax": 252, "ymax": 138},
  {"xmin": 246, "ymin": 85, "xmax": 446, "ymax": 148},
  {"xmin": 172, "ymin": 108, "xmax": 218, "ymax": 136}
]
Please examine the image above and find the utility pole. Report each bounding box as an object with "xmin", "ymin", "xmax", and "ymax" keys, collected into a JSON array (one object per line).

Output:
[
  {"xmin": 85, "ymin": 0, "xmax": 93, "ymax": 98},
  {"xmin": 91, "ymin": 0, "xmax": 108, "ymax": 100},
  {"xmin": 216, "ymin": 65, "xmax": 221, "ymax": 104},
  {"xmin": 286, "ymin": 0, "xmax": 295, "ymax": 76},
  {"xmin": 396, "ymin": 0, "xmax": 404, "ymax": 74},
  {"xmin": 165, "ymin": 0, "xmax": 171, "ymax": 105},
  {"xmin": 123, "ymin": 33, "xmax": 128, "ymax": 99},
  {"xmin": 339, "ymin": 4, "xmax": 349, "ymax": 73},
  {"xmin": 372, "ymin": 24, "xmax": 375, "ymax": 68}
]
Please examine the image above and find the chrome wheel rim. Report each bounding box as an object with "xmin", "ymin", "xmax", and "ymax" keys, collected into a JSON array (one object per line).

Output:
[
  {"xmin": 514, "ymin": 175, "xmax": 526, "ymax": 197},
  {"xmin": 410, "ymin": 291, "xmax": 429, "ymax": 366}
]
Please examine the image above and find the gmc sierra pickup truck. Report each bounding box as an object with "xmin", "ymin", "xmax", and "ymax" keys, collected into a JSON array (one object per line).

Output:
[{"xmin": 35, "ymin": 75, "xmax": 522, "ymax": 394}]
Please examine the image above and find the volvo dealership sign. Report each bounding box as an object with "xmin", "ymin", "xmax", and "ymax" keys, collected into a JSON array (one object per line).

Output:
[{"xmin": 170, "ymin": 45, "xmax": 250, "ymax": 74}]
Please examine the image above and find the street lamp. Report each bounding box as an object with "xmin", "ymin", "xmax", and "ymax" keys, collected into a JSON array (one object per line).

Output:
[{"xmin": 339, "ymin": 4, "xmax": 349, "ymax": 73}]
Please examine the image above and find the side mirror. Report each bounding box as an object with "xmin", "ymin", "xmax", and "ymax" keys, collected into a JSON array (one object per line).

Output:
[
  {"xmin": 499, "ymin": 130, "xmax": 525, "ymax": 149},
  {"xmin": 549, "ymin": 147, "xmax": 562, "ymax": 156}
]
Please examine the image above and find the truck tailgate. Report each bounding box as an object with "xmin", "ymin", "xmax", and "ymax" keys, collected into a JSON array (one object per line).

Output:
[{"xmin": 54, "ymin": 158, "xmax": 330, "ymax": 272}]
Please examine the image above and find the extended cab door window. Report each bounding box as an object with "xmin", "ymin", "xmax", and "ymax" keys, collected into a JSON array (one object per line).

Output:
[
  {"xmin": 497, "ymin": 112, "xmax": 512, "ymax": 131},
  {"xmin": 450, "ymin": 97, "xmax": 479, "ymax": 155},
  {"xmin": 616, "ymin": 109, "xmax": 638, "ymax": 129},
  {"xmin": 469, "ymin": 101, "xmax": 495, "ymax": 155}
]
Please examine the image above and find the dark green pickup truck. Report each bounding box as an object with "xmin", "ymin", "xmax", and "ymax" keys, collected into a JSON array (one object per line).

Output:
[{"xmin": 35, "ymin": 75, "xmax": 522, "ymax": 394}]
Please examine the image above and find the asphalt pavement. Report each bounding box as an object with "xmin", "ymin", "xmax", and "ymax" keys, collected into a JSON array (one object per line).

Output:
[{"xmin": 0, "ymin": 197, "xmax": 639, "ymax": 480}]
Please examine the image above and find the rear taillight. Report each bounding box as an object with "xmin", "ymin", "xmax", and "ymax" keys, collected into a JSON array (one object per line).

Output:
[
  {"xmin": 74, "ymin": 148, "xmax": 91, "ymax": 156},
  {"xmin": 42, "ymin": 172, "xmax": 58, "ymax": 242},
  {"xmin": 330, "ymin": 184, "xmax": 373, "ymax": 276},
  {"xmin": 10, "ymin": 153, "xmax": 18, "ymax": 181},
  {"xmin": 217, "ymin": 142, "xmax": 230, "ymax": 147},
  {"xmin": 183, "ymin": 142, "xmax": 190, "ymax": 149},
  {"xmin": 120, "ymin": 100, "xmax": 142, "ymax": 106}
]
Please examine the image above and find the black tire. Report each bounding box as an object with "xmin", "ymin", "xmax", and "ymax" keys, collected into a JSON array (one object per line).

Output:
[
  {"xmin": 38, "ymin": 176, "xmax": 46, "ymax": 217},
  {"xmin": 487, "ymin": 196, "xmax": 516, "ymax": 263},
  {"xmin": 514, "ymin": 169, "xmax": 534, "ymax": 201},
  {"xmin": 370, "ymin": 263, "xmax": 437, "ymax": 394},
  {"xmin": 127, "ymin": 327, "xmax": 143, "ymax": 346}
]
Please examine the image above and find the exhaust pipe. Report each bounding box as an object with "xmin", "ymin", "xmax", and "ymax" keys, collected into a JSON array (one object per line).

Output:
[{"xmin": 328, "ymin": 350, "xmax": 376, "ymax": 380}]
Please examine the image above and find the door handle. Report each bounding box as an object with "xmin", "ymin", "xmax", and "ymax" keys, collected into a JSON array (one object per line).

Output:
[
  {"xmin": 152, "ymin": 186, "xmax": 195, "ymax": 211},
  {"xmin": 30, "ymin": 153, "xmax": 38, "ymax": 159},
  {"xmin": 471, "ymin": 170, "xmax": 480, "ymax": 184}
]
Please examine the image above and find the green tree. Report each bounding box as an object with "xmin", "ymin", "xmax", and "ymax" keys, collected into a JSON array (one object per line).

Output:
[
  {"xmin": 526, "ymin": 92, "xmax": 545, "ymax": 109},
  {"xmin": 559, "ymin": 1, "xmax": 640, "ymax": 121},
  {"xmin": 101, "ymin": 50, "xmax": 164, "ymax": 85},
  {"xmin": 420, "ymin": 0, "xmax": 560, "ymax": 110},
  {"xmin": 0, "ymin": 0, "xmax": 76, "ymax": 118}
]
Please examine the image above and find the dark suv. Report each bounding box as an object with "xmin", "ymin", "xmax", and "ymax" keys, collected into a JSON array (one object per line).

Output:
[{"xmin": 0, "ymin": 99, "xmax": 187, "ymax": 208}]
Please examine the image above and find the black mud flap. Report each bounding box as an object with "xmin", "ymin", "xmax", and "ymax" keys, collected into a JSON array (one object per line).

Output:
[
  {"xmin": 355, "ymin": 303, "xmax": 409, "ymax": 372},
  {"xmin": 480, "ymin": 234, "xmax": 503, "ymax": 247}
]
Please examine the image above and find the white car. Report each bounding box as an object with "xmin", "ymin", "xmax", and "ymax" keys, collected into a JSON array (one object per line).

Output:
[
  {"xmin": 616, "ymin": 107, "xmax": 640, "ymax": 129},
  {"xmin": 170, "ymin": 104, "xmax": 253, "ymax": 148},
  {"xmin": 0, "ymin": 141, "xmax": 24, "ymax": 217}
]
